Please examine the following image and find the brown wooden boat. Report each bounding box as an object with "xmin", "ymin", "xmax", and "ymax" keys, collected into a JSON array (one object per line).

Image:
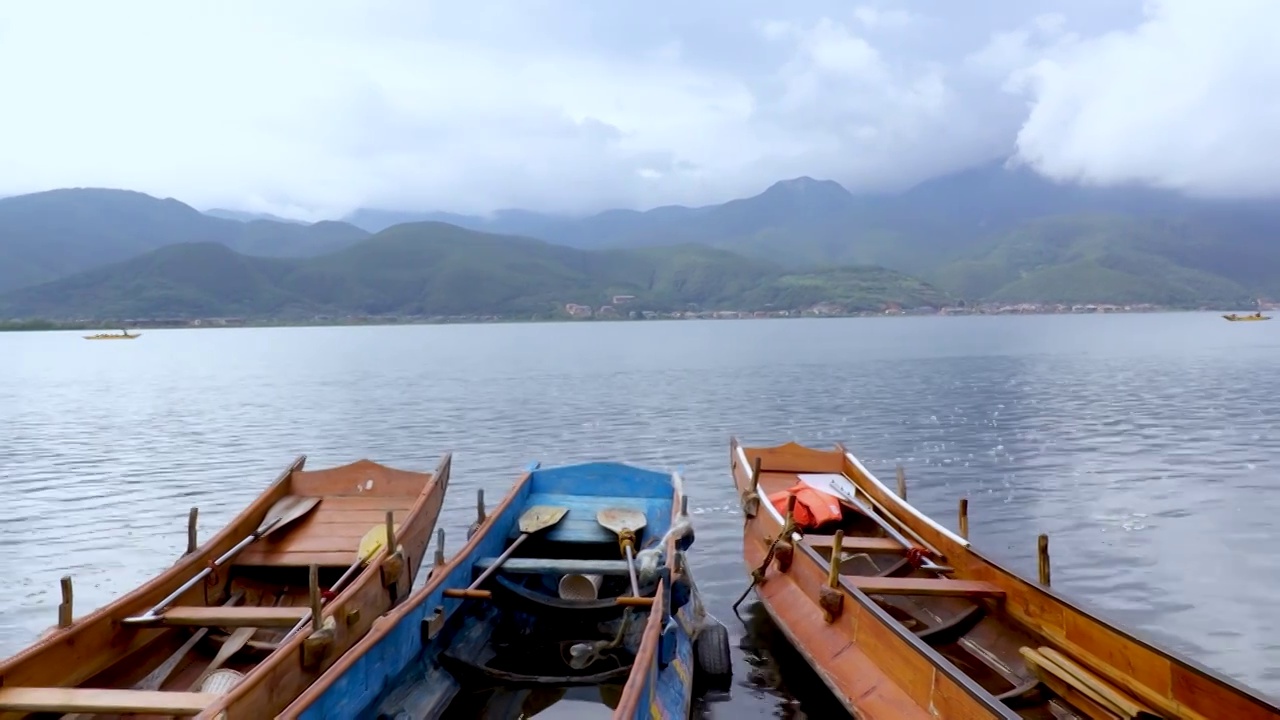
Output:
[
  {"xmin": 730, "ymin": 438, "xmax": 1280, "ymax": 720},
  {"xmin": 0, "ymin": 452, "xmax": 451, "ymax": 720}
]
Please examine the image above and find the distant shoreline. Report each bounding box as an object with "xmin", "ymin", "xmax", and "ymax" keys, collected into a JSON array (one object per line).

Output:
[{"xmin": 1, "ymin": 305, "xmax": 1247, "ymax": 333}]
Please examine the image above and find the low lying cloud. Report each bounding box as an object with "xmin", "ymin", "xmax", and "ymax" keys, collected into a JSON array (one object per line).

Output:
[{"xmin": 1006, "ymin": 0, "xmax": 1280, "ymax": 198}]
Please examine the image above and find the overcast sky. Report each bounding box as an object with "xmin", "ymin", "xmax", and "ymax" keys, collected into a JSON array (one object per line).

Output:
[{"xmin": 0, "ymin": 0, "xmax": 1275, "ymax": 218}]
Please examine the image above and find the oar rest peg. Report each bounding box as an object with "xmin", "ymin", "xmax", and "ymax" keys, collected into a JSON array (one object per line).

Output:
[
  {"xmin": 57, "ymin": 576, "xmax": 74, "ymax": 628},
  {"xmin": 379, "ymin": 510, "xmax": 405, "ymax": 589},
  {"xmin": 301, "ymin": 564, "xmax": 336, "ymax": 672},
  {"xmin": 818, "ymin": 531, "xmax": 844, "ymax": 623},
  {"xmin": 740, "ymin": 456, "xmax": 763, "ymax": 518},
  {"xmin": 773, "ymin": 494, "xmax": 798, "ymax": 573}
]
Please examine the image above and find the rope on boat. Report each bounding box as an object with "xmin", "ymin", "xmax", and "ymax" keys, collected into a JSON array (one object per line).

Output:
[
  {"xmin": 567, "ymin": 608, "xmax": 635, "ymax": 670},
  {"xmin": 905, "ymin": 546, "xmax": 928, "ymax": 569},
  {"xmin": 634, "ymin": 515, "xmax": 694, "ymax": 586},
  {"xmin": 731, "ymin": 514, "xmax": 800, "ymax": 615}
]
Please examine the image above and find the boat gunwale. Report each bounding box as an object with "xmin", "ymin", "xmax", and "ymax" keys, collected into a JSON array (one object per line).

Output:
[
  {"xmin": 732, "ymin": 439, "xmax": 1018, "ymax": 718},
  {"xmin": 612, "ymin": 577, "xmax": 669, "ymax": 716},
  {"xmin": 612, "ymin": 468, "xmax": 691, "ymax": 718},
  {"xmin": 278, "ymin": 462, "xmax": 537, "ymax": 717},
  {"xmin": 0, "ymin": 454, "xmax": 307, "ymax": 687},
  {"xmin": 198, "ymin": 452, "xmax": 453, "ymax": 718}
]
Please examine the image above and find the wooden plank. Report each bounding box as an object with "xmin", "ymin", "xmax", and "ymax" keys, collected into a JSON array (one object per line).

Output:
[
  {"xmin": 807, "ymin": 535, "xmax": 905, "ymax": 553},
  {"xmin": 304, "ymin": 508, "xmax": 409, "ymax": 526},
  {"xmin": 520, "ymin": 493, "xmax": 670, "ymax": 544},
  {"xmin": 288, "ymin": 460, "xmax": 433, "ymax": 499},
  {"xmin": 847, "ymin": 576, "xmax": 1005, "ymax": 599},
  {"xmin": 1020, "ymin": 647, "xmax": 1140, "ymax": 719},
  {"xmin": 529, "ymin": 462, "xmax": 675, "ymax": 499},
  {"xmin": 158, "ymin": 605, "xmax": 312, "ymax": 627},
  {"xmin": 0, "ymin": 688, "xmax": 218, "ymax": 715},
  {"xmin": 234, "ymin": 550, "xmax": 355, "ymax": 567},
  {"xmin": 1036, "ymin": 647, "xmax": 1159, "ymax": 719},
  {"xmin": 474, "ymin": 557, "xmax": 633, "ymax": 575},
  {"xmin": 308, "ymin": 496, "xmax": 416, "ymax": 512},
  {"xmin": 300, "ymin": 519, "xmax": 406, "ymax": 535},
  {"xmin": 252, "ymin": 533, "xmax": 363, "ymax": 554}
]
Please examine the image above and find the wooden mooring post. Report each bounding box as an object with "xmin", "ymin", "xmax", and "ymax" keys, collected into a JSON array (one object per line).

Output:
[{"xmin": 1037, "ymin": 534, "xmax": 1051, "ymax": 587}]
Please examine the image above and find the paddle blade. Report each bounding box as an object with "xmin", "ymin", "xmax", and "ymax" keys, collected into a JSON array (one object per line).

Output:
[
  {"xmin": 597, "ymin": 507, "xmax": 647, "ymax": 534},
  {"xmin": 518, "ymin": 505, "xmax": 568, "ymax": 534},
  {"xmin": 257, "ymin": 495, "xmax": 320, "ymax": 536},
  {"xmin": 357, "ymin": 524, "xmax": 393, "ymax": 562}
]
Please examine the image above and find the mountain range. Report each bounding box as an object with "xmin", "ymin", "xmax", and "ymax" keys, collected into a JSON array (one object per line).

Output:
[
  {"xmin": 1, "ymin": 161, "xmax": 1276, "ymax": 320},
  {"xmin": 0, "ymin": 225, "xmax": 946, "ymax": 320}
]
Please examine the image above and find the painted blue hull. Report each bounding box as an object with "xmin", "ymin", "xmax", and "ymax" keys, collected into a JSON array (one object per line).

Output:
[
  {"xmin": 621, "ymin": 599, "xmax": 697, "ymax": 719},
  {"xmin": 287, "ymin": 460, "xmax": 700, "ymax": 720}
]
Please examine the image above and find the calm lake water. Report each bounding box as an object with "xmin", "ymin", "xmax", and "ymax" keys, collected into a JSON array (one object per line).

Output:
[{"xmin": 4, "ymin": 314, "xmax": 1280, "ymax": 717}]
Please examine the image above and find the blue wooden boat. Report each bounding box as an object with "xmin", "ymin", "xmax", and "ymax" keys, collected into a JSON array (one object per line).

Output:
[{"xmin": 279, "ymin": 460, "xmax": 731, "ymax": 720}]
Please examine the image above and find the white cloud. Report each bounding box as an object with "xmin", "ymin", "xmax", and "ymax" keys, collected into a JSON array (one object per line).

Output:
[
  {"xmin": 1006, "ymin": 0, "xmax": 1280, "ymax": 198},
  {"xmin": 0, "ymin": 0, "xmax": 1269, "ymax": 217}
]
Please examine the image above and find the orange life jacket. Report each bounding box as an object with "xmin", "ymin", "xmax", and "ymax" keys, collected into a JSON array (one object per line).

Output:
[{"xmin": 768, "ymin": 484, "xmax": 844, "ymax": 531}]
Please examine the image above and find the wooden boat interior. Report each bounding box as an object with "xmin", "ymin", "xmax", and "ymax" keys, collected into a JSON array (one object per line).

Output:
[
  {"xmin": 0, "ymin": 456, "xmax": 440, "ymax": 720},
  {"xmin": 288, "ymin": 461, "xmax": 684, "ymax": 720},
  {"xmin": 733, "ymin": 439, "xmax": 1280, "ymax": 720}
]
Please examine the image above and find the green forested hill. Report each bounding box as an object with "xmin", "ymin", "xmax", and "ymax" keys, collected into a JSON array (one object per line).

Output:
[
  {"xmin": 0, "ymin": 189, "xmax": 369, "ymax": 293},
  {"xmin": 0, "ymin": 222, "xmax": 949, "ymax": 319},
  {"xmin": 928, "ymin": 215, "xmax": 1272, "ymax": 306}
]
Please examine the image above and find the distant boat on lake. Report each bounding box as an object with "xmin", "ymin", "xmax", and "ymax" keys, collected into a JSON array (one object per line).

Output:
[
  {"xmin": 83, "ymin": 329, "xmax": 140, "ymax": 340},
  {"xmin": 1223, "ymin": 312, "xmax": 1271, "ymax": 322}
]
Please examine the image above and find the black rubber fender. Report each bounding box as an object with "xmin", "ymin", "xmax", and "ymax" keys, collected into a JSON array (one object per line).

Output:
[{"xmin": 693, "ymin": 619, "xmax": 733, "ymax": 691}]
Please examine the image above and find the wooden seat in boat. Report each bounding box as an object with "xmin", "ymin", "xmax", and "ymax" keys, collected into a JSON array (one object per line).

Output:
[
  {"xmin": 0, "ymin": 687, "xmax": 217, "ymax": 715},
  {"xmin": 152, "ymin": 604, "xmax": 312, "ymax": 627},
  {"xmin": 845, "ymin": 576, "xmax": 1005, "ymax": 599},
  {"xmin": 806, "ymin": 535, "xmax": 908, "ymax": 553},
  {"xmin": 473, "ymin": 557, "xmax": 634, "ymax": 575}
]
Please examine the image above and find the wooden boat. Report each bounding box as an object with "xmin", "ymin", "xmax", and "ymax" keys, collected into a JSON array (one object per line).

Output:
[
  {"xmin": 1223, "ymin": 313, "xmax": 1271, "ymax": 321},
  {"xmin": 280, "ymin": 460, "xmax": 732, "ymax": 720},
  {"xmin": 730, "ymin": 438, "xmax": 1280, "ymax": 720},
  {"xmin": 0, "ymin": 452, "xmax": 451, "ymax": 719},
  {"xmin": 83, "ymin": 329, "xmax": 140, "ymax": 340}
]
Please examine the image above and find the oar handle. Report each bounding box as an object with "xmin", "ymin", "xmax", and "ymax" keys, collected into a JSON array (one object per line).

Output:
[
  {"xmin": 327, "ymin": 557, "xmax": 364, "ymax": 598},
  {"xmin": 624, "ymin": 545, "xmax": 641, "ymax": 598},
  {"xmin": 467, "ymin": 533, "xmax": 529, "ymax": 591},
  {"xmin": 124, "ymin": 530, "xmax": 260, "ymax": 624}
]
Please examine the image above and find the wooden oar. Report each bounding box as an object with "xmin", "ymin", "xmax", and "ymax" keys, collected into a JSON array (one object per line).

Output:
[
  {"xmin": 187, "ymin": 591, "xmax": 287, "ymax": 693},
  {"xmin": 119, "ymin": 589, "xmax": 245, "ymax": 698},
  {"xmin": 335, "ymin": 522, "xmax": 393, "ymax": 595},
  {"xmin": 58, "ymin": 592, "xmax": 248, "ymax": 720},
  {"xmin": 124, "ymin": 495, "xmax": 320, "ymax": 625},
  {"xmin": 464, "ymin": 505, "xmax": 568, "ymax": 591},
  {"xmin": 188, "ymin": 625, "xmax": 255, "ymax": 691},
  {"xmin": 278, "ymin": 524, "xmax": 392, "ymax": 644},
  {"xmin": 597, "ymin": 508, "xmax": 646, "ymax": 597}
]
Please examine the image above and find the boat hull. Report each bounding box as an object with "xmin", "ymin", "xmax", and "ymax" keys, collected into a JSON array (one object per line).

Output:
[
  {"xmin": 1223, "ymin": 315, "xmax": 1271, "ymax": 321},
  {"xmin": 730, "ymin": 438, "xmax": 1280, "ymax": 720},
  {"xmin": 282, "ymin": 460, "xmax": 708, "ymax": 720},
  {"xmin": 0, "ymin": 453, "xmax": 451, "ymax": 720}
]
